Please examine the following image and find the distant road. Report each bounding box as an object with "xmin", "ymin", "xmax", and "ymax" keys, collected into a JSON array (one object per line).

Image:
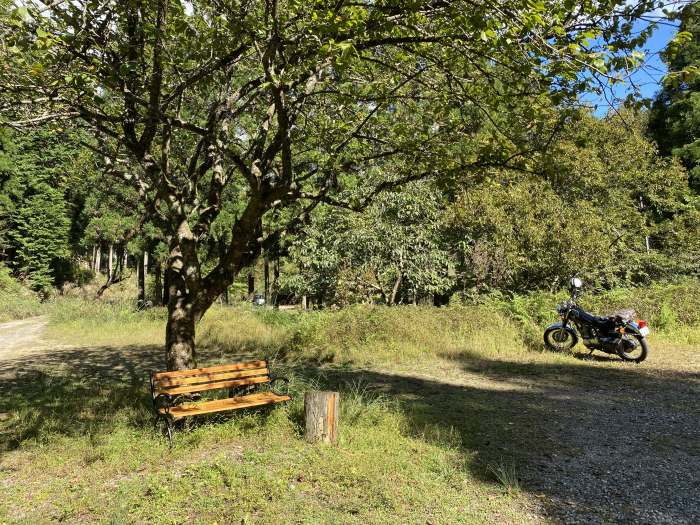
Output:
[{"xmin": 0, "ymin": 316, "xmax": 48, "ymax": 361}]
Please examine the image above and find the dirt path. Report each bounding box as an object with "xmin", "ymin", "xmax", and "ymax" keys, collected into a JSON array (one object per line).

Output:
[{"xmin": 0, "ymin": 316, "xmax": 49, "ymax": 362}]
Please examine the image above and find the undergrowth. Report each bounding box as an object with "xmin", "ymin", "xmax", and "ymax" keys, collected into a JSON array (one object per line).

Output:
[
  {"xmin": 45, "ymin": 278, "xmax": 700, "ymax": 364},
  {"xmin": 0, "ymin": 264, "xmax": 45, "ymax": 322}
]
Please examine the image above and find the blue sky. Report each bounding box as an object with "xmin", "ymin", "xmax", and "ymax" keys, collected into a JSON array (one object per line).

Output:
[
  {"xmin": 582, "ymin": 18, "xmax": 680, "ymax": 116},
  {"xmin": 627, "ymin": 21, "xmax": 678, "ymax": 98}
]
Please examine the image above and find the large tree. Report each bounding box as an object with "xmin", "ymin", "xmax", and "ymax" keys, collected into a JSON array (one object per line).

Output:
[
  {"xmin": 0, "ymin": 129, "xmax": 74, "ymax": 293},
  {"xmin": 649, "ymin": 1, "xmax": 700, "ymax": 191},
  {"xmin": 0, "ymin": 0, "xmax": 658, "ymax": 369},
  {"xmin": 446, "ymin": 109, "xmax": 694, "ymax": 291},
  {"xmin": 286, "ymin": 181, "xmax": 452, "ymax": 306}
]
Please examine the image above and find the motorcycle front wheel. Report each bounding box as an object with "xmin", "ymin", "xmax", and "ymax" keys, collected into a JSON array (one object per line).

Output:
[
  {"xmin": 543, "ymin": 325, "xmax": 579, "ymax": 352},
  {"xmin": 617, "ymin": 333, "xmax": 649, "ymax": 363}
]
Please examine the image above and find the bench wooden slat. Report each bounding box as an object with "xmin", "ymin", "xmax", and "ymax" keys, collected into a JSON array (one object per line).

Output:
[
  {"xmin": 154, "ymin": 367, "xmax": 269, "ymax": 388},
  {"xmin": 161, "ymin": 391, "xmax": 291, "ymax": 418},
  {"xmin": 152, "ymin": 360, "xmax": 267, "ymax": 381},
  {"xmin": 156, "ymin": 375, "xmax": 270, "ymax": 396}
]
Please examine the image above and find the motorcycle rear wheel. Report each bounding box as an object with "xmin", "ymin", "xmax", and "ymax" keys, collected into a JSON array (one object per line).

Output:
[
  {"xmin": 543, "ymin": 326, "xmax": 578, "ymax": 352},
  {"xmin": 617, "ymin": 334, "xmax": 649, "ymax": 363}
]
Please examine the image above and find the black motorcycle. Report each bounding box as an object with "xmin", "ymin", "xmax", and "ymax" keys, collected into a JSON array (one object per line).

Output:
[{"xmin": 543, "ymin": 278, "xmax": 650, "ymax": 363}]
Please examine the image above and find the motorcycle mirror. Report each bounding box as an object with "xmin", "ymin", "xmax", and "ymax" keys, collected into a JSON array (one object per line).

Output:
[{"xmin": 570, "ymin": 277, "xmax": 583, "ymax": 289}]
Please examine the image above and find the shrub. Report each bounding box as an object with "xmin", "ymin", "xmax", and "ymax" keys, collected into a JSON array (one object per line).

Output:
[{"xmin": 475, "ymin": 278, "xmax": 700, "ymax": 333}]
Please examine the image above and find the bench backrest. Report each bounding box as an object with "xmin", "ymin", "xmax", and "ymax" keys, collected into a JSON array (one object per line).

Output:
[{"xmin": 151, "ymin": 360, "xmax": 270, "ymax": 397}]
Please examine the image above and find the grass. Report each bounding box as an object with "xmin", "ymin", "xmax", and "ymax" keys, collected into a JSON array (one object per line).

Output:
[
  {"xmin": 1, "ymin": 280, "xmax": 699, "ymax": 523},
  {"xmin": 0, "ymin": 265, "xmax": 45, "ymax": 323},
  {"xmin": 0, "ymin": 359, "xmax": 534, "ymax": 524},
  {"xmin": 486, "ymin": 458, "xmax": 521, "ymax": 494}
]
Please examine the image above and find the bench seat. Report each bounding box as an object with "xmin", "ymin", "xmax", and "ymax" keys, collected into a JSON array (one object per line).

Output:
[
  {"xmin": 161, "ymin": 391, "xmax": 291, "ymax": 418},
  {"xmin": 149, "ymin": 359, "xmax": 290, "ymax": 445}
]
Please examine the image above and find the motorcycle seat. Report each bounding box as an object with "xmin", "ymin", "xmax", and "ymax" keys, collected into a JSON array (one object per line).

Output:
[
  {"xmin": 592, "ymin": 315, "xmax": 614, "ymax": 326},
  {"xmin": 579, "ymin": 310, "xmax": 614, "ymax": 326}
]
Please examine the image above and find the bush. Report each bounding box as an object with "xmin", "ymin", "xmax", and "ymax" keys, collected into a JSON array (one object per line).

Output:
[
  {"xmin": 474, "ymin": 278, "xmax": 700, "ymax": 333},
  {"xmin": 45, "ymin": 279, "xmax": 700, "ymax": 359},
  {"xmin": 196, "ymin": 303, "xmax": 525, "ymax": 367}
]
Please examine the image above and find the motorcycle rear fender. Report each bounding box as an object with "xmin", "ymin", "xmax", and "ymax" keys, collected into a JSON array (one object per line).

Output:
[{"xmin": 622, "ymin": 321, "xmax": 643, "ymax": 337}]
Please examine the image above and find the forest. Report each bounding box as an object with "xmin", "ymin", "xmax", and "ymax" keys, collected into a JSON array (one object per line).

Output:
[
  {"xmin": 0, "ymin": 1, "xmax": 698, "ymax": 365},
  {"xmin": 1, "ymin": 2, "xmax": 700, "ymax": 524}
]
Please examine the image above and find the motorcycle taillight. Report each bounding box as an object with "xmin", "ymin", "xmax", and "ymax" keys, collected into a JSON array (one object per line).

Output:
[{"xmin": 636, "ymin": 319, "xmax": 648, "ymax": 329}]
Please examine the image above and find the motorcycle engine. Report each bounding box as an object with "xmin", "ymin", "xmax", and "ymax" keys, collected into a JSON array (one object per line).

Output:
[
  {"xmin": 580, "ymin": 325, "xmax": 597, "ymax": 348},
  {"xmin": 597, "ymin": 335, "xmax": 636, "ymax": 353}
]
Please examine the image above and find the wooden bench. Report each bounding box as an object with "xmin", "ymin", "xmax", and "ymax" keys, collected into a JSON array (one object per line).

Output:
[{"xmin": 149, "ymin": 360, "xmax": 290, "ymax": 446}]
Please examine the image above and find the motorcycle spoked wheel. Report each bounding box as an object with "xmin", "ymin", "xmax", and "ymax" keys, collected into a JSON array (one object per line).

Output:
[
  {"xmin": 543, "ymin": 326, "xmax": 578, "ymax": 352},
  {"xmin": 617, "ymin": 333, "xmax": 649, "ymax": 363}
]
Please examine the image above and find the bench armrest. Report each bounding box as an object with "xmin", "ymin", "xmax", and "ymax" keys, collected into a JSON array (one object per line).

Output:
[
  {"xmin": 153, "ymin": 393, "xmax": 175, "ymax": 415},
  {"xmin": 149, "ymin": 371, "xmax": 180, "ymax": 416},
  {"xmin": 269, "ymin": 376, "xmax": 290, "ymax": 396}
]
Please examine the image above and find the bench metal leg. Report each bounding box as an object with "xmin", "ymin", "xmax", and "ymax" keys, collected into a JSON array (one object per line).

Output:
[
  {"xmin": 155, "ymin": 414, "xmax": 175, "ymax": 449},
  {"xmin": 166, "ymin": 418, "xmax": 174, "ymax": 449}
]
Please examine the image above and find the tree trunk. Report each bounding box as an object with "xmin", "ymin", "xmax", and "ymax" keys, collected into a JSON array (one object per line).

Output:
[
  {"xmin": 247, "ymin": 269, "xmax": 255, "ymax": 300},
  {"xmin": 122, "ymin": 248, "xmax": 128, "ymax": 276},
  {"xmin": 95, "ymin": 245, "xmax": 102, "ymax": 275},
  {"xmin": 91, "ymin": 245, "xmax": 97, "ymax": 271},
  {"xmin": 271, "ymin": 257, "xmax": 280, "ymax": 307},
  {"xmin": 264, "ymin": 256, "xmax": 270, "ymax": 302},
  {"xmin": 153, "ymin": 262, "xmax": 163, "ymax": 306},
  {"xmin": 302, "ymin": 295, "xmax": 307, "ymax": 310},
  {"xmin": 162, "ymin": 215, "xmax": 263, "ymax": 370},
  {"xmin": 143, "ymin": 251, "xmax": 148, "ymax": 282},
  {"xmin": 95, "ymin": 244, "xmax": 129, "ymax": 298},
  {"xmin": 108, "ymin": 244, "xmax": 114, "ymax": 280},
  {"xmin": 165, "ymin": 296, "xmax": 196, "ymax": 370},
  {"xmin": 164, "ymin": 253, "xmax": 197, "ymax": 370},
  {"xmin": 389, "ymin": 272, "xmax": 403, "ymax": 306},
  {"xmin": 116, "ymin": 244, "xmax": 125, "ymax": 279},
  {"xmin": 304, "ymin": 391, "xmax": 339, "ymax": 444},
  {"xmin": 138, "ymin": 252, "xmax": 146, "ymax": 305}
]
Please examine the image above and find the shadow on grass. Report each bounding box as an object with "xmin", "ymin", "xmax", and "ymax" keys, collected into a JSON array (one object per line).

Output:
[
  {"xmin": 0, "ymin": 343, "xmax": 698, "ymax": 524},
  {"xmin": 0, "ymin": 343, "xmax": 285, "ymax": 452}
]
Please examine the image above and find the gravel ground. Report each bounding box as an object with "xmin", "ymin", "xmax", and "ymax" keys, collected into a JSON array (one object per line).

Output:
[
  {"xmin": 0, "ymin": 317, "xmax": 48, "ymax": 361},
  {"xmin": 523, "ymin": 377, "xmax": 699, "ymax": 524},
  {"xmin": 354, "ymin": 350, "xmax": 699, "ymax": 525}
]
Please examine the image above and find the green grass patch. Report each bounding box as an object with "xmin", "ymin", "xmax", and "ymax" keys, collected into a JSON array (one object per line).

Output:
[{"xmin": 0, "ymin": 363, "xmax": 535, "ymax": 524}]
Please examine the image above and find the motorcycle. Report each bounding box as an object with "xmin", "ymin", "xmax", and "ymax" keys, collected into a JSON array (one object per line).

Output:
[{"xmin": 543, "ymin": 278, "xmax": 650, "ymax": 363}]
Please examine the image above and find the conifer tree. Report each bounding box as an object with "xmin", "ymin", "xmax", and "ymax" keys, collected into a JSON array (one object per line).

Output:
[{"xmin": 649, "ymin": 3, "xmax": 700, "ymax": 191}]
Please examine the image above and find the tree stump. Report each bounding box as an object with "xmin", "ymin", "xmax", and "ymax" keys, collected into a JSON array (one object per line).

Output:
[{"xmin": 304, "ymin": 391, "xmax": 339, "ymax": 444}]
